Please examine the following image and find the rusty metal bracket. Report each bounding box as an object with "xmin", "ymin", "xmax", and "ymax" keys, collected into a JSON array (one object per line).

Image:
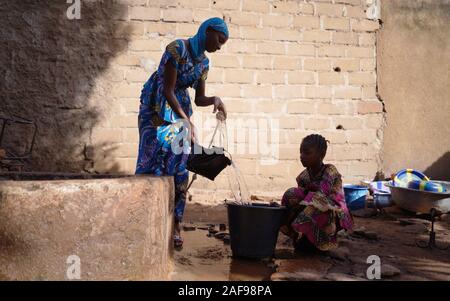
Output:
[{"xmin": 416, "ymin": 208, "xmax": 450, "ymax": 250}]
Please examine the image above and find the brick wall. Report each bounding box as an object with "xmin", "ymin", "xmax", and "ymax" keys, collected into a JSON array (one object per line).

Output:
[
  {"xmin": 0, "ymin": 0, "xmax": 384, "ymax": 204},
  {"xmin": 108, "ymin": 0, "xmax": 383, "ymax": 203}
]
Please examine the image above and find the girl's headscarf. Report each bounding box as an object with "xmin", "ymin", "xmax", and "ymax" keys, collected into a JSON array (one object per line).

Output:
[{"xmin": 188, "ymin": 17, "xmax": 229, "ymax": 61}]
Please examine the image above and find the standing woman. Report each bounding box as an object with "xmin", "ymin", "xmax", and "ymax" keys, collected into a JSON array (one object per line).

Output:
[{"xmin": 135, "ymin": 18, "xmax": 229, "ymax": 248}]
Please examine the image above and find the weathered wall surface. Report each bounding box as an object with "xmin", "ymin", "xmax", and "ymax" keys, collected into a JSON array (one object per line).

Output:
[
  {"xmin": 0, "ymin": 0, "xmax": 131, "ymax": 173},
  {"xmin": 378, "ymin": 0, "xmax": 450, "ymax": 181},
  {"xmin": 0, "ymin": 175, "xmax": 174, "ymax": 280},
  {"xmin": 1, "ymin": 0, "xmax": 384, "ymax": 203}
]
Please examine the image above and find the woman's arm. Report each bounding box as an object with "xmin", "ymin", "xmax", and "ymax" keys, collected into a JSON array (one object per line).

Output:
[
  {"xmin": 195, "ymin": 79, "xmax": 227, "ymax": 119},
  {"xmin": 163, "ymin": 62, "xmax": 196, "ymax": 142}
]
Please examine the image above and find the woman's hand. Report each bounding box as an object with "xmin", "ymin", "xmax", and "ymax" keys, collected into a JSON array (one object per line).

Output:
[
  {"xmin": 194, "ymin": 80, "xmax": 227, "ymax": 121},
  {"xmin": 188, "ymin": 120, "xmax": 197, "ymax": 144},
  {"xmin": 212, "ymin": 97, "xmax": 227, "ymax": 121}
]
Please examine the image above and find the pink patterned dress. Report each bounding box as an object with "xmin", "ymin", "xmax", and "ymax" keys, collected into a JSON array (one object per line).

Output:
[{"xmin": 281, "ymin": 164, "xmax": 353, "ymax": 251}]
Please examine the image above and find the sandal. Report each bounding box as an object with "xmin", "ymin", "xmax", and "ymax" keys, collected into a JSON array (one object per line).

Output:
[{"xmin": 174, "ymin": 235, "xmax": 184, "ymax": 249}]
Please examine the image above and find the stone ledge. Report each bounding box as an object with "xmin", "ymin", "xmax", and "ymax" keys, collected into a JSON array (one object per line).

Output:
[{"xmin": 0, "ymin": 174, "xmax": 174, "ymax": 280}]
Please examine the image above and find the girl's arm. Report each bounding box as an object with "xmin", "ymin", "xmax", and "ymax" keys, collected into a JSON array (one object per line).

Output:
[
  {"xmin": 302, "ymin": 172, "xmax": 344, "ymax": 211},
  {"xmin": 296, "ymin": 173, "xmax": 302, "ymax": 187}
]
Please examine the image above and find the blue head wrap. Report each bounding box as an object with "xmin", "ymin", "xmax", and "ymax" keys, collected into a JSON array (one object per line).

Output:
[{"xmin": 188, "ymin": 17, "xmax": 229, "ymax": 60}]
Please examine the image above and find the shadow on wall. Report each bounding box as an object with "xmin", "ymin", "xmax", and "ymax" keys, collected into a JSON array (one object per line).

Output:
[
  {"xmin": 424, "ymin": 152, "xmax": 450, "ymax": 181},
  {"xmin": 0, "ymin": 0, "xmax": 130, "ymax": 173}
]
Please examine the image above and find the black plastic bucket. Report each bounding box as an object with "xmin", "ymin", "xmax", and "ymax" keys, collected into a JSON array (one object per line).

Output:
[{"xmin": 227, "ymin": 202, "xmax": 287, "ymax": 259}]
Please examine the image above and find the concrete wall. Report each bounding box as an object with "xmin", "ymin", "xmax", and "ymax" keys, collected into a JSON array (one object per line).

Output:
[
  {"xmin": 1, "ymin": 0, "xmax": 384, "ymax": 204},
  {"xmin": 0, "ymin": 174, "xmax": 174, "ymax": 280},
  {"xmin": 378, "ymin": 0, "xmax": 450, "ymax": 181}
]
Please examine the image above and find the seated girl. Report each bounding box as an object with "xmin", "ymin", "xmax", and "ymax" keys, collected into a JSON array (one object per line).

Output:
[{"xmin": 280, "ymin": 134, "xmax": 353, "ymax": 252}]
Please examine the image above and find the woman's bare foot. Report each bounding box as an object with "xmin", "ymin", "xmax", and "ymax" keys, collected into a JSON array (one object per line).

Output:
[{"xmin": 174, "ymin": 221, "xmax": 183, "ymax": 249}]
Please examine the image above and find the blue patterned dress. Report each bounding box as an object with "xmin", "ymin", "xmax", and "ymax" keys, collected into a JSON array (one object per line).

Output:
[{"xmin": 135, "ymin": 39, "xmax": 209, "ymax": 222}]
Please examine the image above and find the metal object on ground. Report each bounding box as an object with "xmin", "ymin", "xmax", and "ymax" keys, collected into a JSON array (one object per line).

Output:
[
  {"xmin": 415, "ymin": 208, "xmax": 450, "ymax": 250},
  {"xmin": 387, "ymin": 181, "xmax": 450, "ymax": 214},
  {"xmin": 387, "ymin": 182, "xmax": 450, "ymax": 250},
  {"xmin": 373, "ymin": 193, "xmax": 393, "ymax": 208}
]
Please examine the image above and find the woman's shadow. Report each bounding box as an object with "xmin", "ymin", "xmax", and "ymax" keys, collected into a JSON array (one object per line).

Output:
[{"xmin": 0, "ymin": 0, "xmax": 131, "ymax": 173}]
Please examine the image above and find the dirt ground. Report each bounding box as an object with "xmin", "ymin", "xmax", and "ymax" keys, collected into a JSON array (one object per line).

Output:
[{"xmin": 171, "ymin": 202, "xmax": 450, "ymax": 281}]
